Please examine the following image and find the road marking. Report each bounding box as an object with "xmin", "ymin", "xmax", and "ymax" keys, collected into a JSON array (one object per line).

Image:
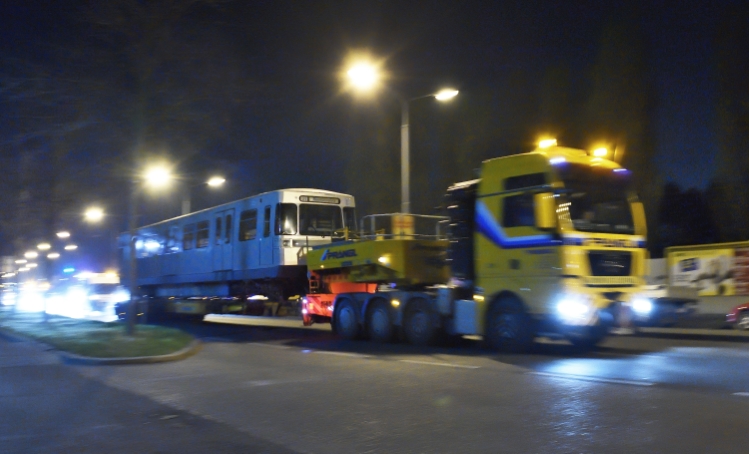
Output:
[
  {"xmin": 399, "ymin": 360, "xmax": 481, "ymax": 369},
  {"xmin": 310, "ymin": 350, "xmax": 371, "ymax": 359},
  {"xmin": 529, "ymin": 371, "xmax": 654, "ymax": 387},
  {"xmin": 248, "ymin": 342, "xmax": 292, "ymax": 350},
  {"xmin": 733, "ymin": 392, "xmax": 749, "ymax": 397}
]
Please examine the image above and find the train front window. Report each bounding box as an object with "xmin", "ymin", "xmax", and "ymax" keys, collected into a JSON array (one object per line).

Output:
[
  {"xmin": 275, "ymin": 203, "xmax": 298, "ymax": 235},
  {"xmin": 299, "ymin": 204, "xmax": 343, "ymax": 236}
]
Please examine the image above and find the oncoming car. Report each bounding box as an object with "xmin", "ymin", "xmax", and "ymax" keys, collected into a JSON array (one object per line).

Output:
[{"xmin": 726, "ymin": 302, "xmax": 749, "ymax": 330}]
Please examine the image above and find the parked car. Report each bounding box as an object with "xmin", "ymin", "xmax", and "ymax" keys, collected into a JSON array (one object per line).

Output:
[{"xmin": 726, "ymin": 302, "xmax": 749, "ymax": 330}]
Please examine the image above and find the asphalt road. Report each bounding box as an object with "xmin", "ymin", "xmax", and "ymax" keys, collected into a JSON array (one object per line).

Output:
[{"xmin": 4, "ymin": 319, "xmax": 749, "ymax": 453}]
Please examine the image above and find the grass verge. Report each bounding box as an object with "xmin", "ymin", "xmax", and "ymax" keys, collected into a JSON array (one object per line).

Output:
[{"xmin": 0, "ymin": 310, "xmax": 194, "ymax": 358}]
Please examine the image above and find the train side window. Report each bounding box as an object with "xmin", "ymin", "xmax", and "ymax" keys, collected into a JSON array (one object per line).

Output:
[
  {"xmin": 263, "ymin": 206, "xmax": 271, "ymax": 237},
  {"xmin": 196, "ymin": 221, "xmax": 209, "ymax": 248},
  {"xmin": 183, "ymin": 223, "xmax": 196, "ymax": 250},
  {"xmin": 225, "ymin": 214, "xmax": 233, "ymax": 243},
  {"xmin": 215, "ymin": 217, "xmax": 223, "ymax": 246},
  {"xmin": 239, "ymin": 210, "xmax": 257, "ymax": 241},
  {"xmin": 167, "ymin": 225, "xmax": 182, "ymax": 253}
]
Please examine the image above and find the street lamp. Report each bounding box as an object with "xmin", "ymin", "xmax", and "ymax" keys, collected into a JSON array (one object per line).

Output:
[
  {"xmin": 344, "ymin": 60, "xmax": 458, "ymax": 213},
  {"xmin": 127, "ymin": 164, "xmax": 173, "ymax": 336},
  {"xmin": 398, "ymin": 90, "xmax": 458, "ymax": 214},
  {"xmin": 181, "ymin": 175, "xmax": 226, "ymax": 215}
]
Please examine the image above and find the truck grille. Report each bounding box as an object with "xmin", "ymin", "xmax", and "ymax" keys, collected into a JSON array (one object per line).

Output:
[{"xmin": 588, "ymin": 251, "xmax": 632, "ymax": 276}]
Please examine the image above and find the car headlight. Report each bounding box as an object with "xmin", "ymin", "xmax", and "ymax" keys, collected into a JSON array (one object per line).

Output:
[
  {"xmin": 556, "ymin": 293, "xmax": 595, "ymax": 325},
  {"xmin": 631, "ymin": 297, "xmax": 653, "ymax": 316}
]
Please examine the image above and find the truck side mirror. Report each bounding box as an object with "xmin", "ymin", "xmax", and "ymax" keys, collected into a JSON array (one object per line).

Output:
[
  {"xmin": 631, "ymin": 201, "xmax": 647, "ymax": 236},
  {"xmin": 534, "ymin": 192, "xmax": 557, "ymax": 230}
]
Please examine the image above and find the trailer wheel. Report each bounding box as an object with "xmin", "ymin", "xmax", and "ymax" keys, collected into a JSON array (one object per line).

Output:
[
  {"xmin": 485, "ymin": 298, "xmax": 533, "ymax": 353},
  {"xmin": 367, "ymin": 299, "xmax": 395, "ymax": 343},
  {"xmin": 404, "ymin": 298, "xmax": 436, "ymax": 346},
  {"xmin": 334, "ymin": 298, "xmax": 361, "ymax": 340},
  {"xmin": 736, "ymin": 311, "xmax": 749, "ymax": 331}
]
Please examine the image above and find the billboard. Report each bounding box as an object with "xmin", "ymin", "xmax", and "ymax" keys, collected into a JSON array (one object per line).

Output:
[{"xmin": 668, "ymin": 248, "xmax": 736, "ymax": 296}]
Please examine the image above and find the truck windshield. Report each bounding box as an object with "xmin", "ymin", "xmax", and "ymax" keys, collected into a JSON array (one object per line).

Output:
[
  {"xmin": 299, "ymin": 204, "xmax": 343, "ymax": 236},
  {"xmin": 556, "ymin": 163, "xmax": 635, "ymax": 234}
]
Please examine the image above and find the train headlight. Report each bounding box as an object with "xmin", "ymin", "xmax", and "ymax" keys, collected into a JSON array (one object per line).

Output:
[
  {"xmin": 631, "ymin": 297, "xmax": 653, "ymax": 316},
  {"xmin": 556, "ymin": 293, "xmax": 595, "ymax": 325}
]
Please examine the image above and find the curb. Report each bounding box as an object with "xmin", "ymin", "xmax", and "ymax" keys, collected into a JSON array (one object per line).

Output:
[
  {"xmin": 59, "ymin": 339, "xmax": 203, "ymax": 365},
  {"xmin": 0, "ymin": 326, "xmax": 203, "ymax": 365}
]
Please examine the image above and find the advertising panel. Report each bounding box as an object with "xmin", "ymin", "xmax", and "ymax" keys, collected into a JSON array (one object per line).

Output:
[{"xmin": 668, "ymin": 248, "xmax": 735, "ymax": 296}]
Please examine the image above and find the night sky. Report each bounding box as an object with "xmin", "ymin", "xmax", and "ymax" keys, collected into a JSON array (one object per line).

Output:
[{"xmin": 0, "ymin": 0, "xmax": 740, "ymax": 264}]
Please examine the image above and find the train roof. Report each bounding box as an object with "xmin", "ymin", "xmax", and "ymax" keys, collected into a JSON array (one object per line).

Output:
[{"xmin": 136, "ymin": 187, "xmax": 354, "ymax": 229}]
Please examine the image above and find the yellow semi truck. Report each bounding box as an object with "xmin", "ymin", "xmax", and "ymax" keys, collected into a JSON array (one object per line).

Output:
[{"xmin": 303, "ymin": 143, "xmax": 650, "ymax": 351}]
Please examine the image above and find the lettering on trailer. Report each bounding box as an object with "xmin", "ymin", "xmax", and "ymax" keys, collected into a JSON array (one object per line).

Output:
[{"xmin": 321, "ymin": 249, "xmax": 358, "ymax": 260}]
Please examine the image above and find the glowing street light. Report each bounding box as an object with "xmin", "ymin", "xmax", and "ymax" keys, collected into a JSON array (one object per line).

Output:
[
  {"xmin": 144, "ymin": 166, "xmax": 173, "ymax": 188},
  {"xmin": 84, "ymin": 207, "xmax": 105, "ymax": 223},
  {"xmin": 15, "ymin": 259, "xmax": 27, "ymax": 264},
  {"xmin": 207, "ymin": 176, "xmax": 226, "ymax": 187},
  {"xmin": 346, "ymin": 62, "xmax": 380, "ymax": 90},
  {"xmin": 64, "ymin": 244, "xmax": 78, "ymax": 251},
  {"xmin": 47, "ymin": 252, "xmax": 60, "ymax": 259},
  {"xmin": 56, "ymin": 231, "xmax": 71, "ymax": 239},
  {"xmin": 24, "ymin": 251, "xmax": 38, "ymax": 259},
  {"xmin": 37, "ymin": 242, "xmax": 51, "ymax": 251}
]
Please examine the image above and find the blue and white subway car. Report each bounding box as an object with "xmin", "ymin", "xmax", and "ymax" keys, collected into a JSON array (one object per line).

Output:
[{"xmin": 120, "ymin": 188, "xmax": 356, "ymax": 314}]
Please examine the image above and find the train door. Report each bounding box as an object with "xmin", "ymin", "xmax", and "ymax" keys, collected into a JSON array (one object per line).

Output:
[
  {"xmin": 212, "ymin": 209, "xmax": 234, "ymax": 271},
  {"xmin": 260, "ymin": 205, "xmax": 273, "ymax": 266}
]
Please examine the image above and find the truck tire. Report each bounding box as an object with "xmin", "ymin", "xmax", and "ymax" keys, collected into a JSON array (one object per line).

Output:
[
  {"xmin": 367, "ymin": 299, "xmax": 396, "ymax": 343},
  {"xmin": 334, "ymin": 298, "xmax": 361, "ymax": 340},
  {"xmin": 485, "ymin": 298, "xmax": 533, "ymax": 353},
  {"xmin": 404, "ymin": 298, "xmax": 436, "ymax": 346}
]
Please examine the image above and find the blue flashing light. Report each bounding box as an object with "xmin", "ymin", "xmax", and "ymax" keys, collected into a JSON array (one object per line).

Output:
[
  {"xmin": 63, "ymin": 267, "xmax": 75, "ymax": 274},
  {"xmin": 550, "ymin": 157, "xmax": 566, "ymax": 165}
]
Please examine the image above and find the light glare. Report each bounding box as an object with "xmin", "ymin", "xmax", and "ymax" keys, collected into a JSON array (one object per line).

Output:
[
  {"xmin": 347, "ymin": 63, "xmax": 379, "ymax": 90},
  {"xmin": 56, "ymin": 231, "xmax": 71, "ymax": 239},
  {"xmin": 37, "ymin": 243, "xmax": 51, "ymax": 250},
  {"xmin": 434, "ymin": 89, "xmax": 459, "ymax": 101},
  {"xmin": 593, "ymin": 147, "xmax": 608, "ymax": 157},
  {"xmin": 144, "ymin": 166, "xmax": 172, "ymax": 188},
  {"xmin": 539, "ymin": 138, "xmax": 557, "ymax": 149},
  {"xmin": 207, "ymin": 176, "xmax": 226, "ymax": 187},
  {"xmin": 84, "ymin": 207, "xmax": 104, "ymax": 222}
]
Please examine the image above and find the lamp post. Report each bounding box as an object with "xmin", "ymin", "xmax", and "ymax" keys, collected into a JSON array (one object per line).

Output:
[
  {"xmin": 126, "ymin": 165, "xmax": 173, "ymax": 336},
  {"xmin": 345, "ymin": 60, "xmax": 458, "ymax": 213},
  {"xmin": 181, "ymin": 176, "xmax": 226, "ymax": 215},
  {"xmin": 399, "ymin": 89, "xmax": 459, "ymax": 213}
]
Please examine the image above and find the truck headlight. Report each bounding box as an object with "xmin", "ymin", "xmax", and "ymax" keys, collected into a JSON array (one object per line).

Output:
[
  {"xmin": 556, "ymin": 293, "xmax": 595, "ymax": 325},
  {"xmin": 631, "ymin": 297, "xmax": 653, "ymax": 316}
]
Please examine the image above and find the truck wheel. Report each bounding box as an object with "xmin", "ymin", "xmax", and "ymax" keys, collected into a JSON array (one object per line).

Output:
[
  {"xmin": 485, "ymin": 298, "xmax": 533, "ymax": 353},
  {"xmin": 736, "ymin": 311, "xmax": 749, "ymax": 331},
  {"xmin": 367, "ymin": 300, "xmax": 395, "ymax": 343},
  {"xmin": 404, "ymin": 299, "xmax": 436, "ymax": 346},
  {"xmin": 334, "ymin": 298, "xmax": 360, "ymax": 340}
]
